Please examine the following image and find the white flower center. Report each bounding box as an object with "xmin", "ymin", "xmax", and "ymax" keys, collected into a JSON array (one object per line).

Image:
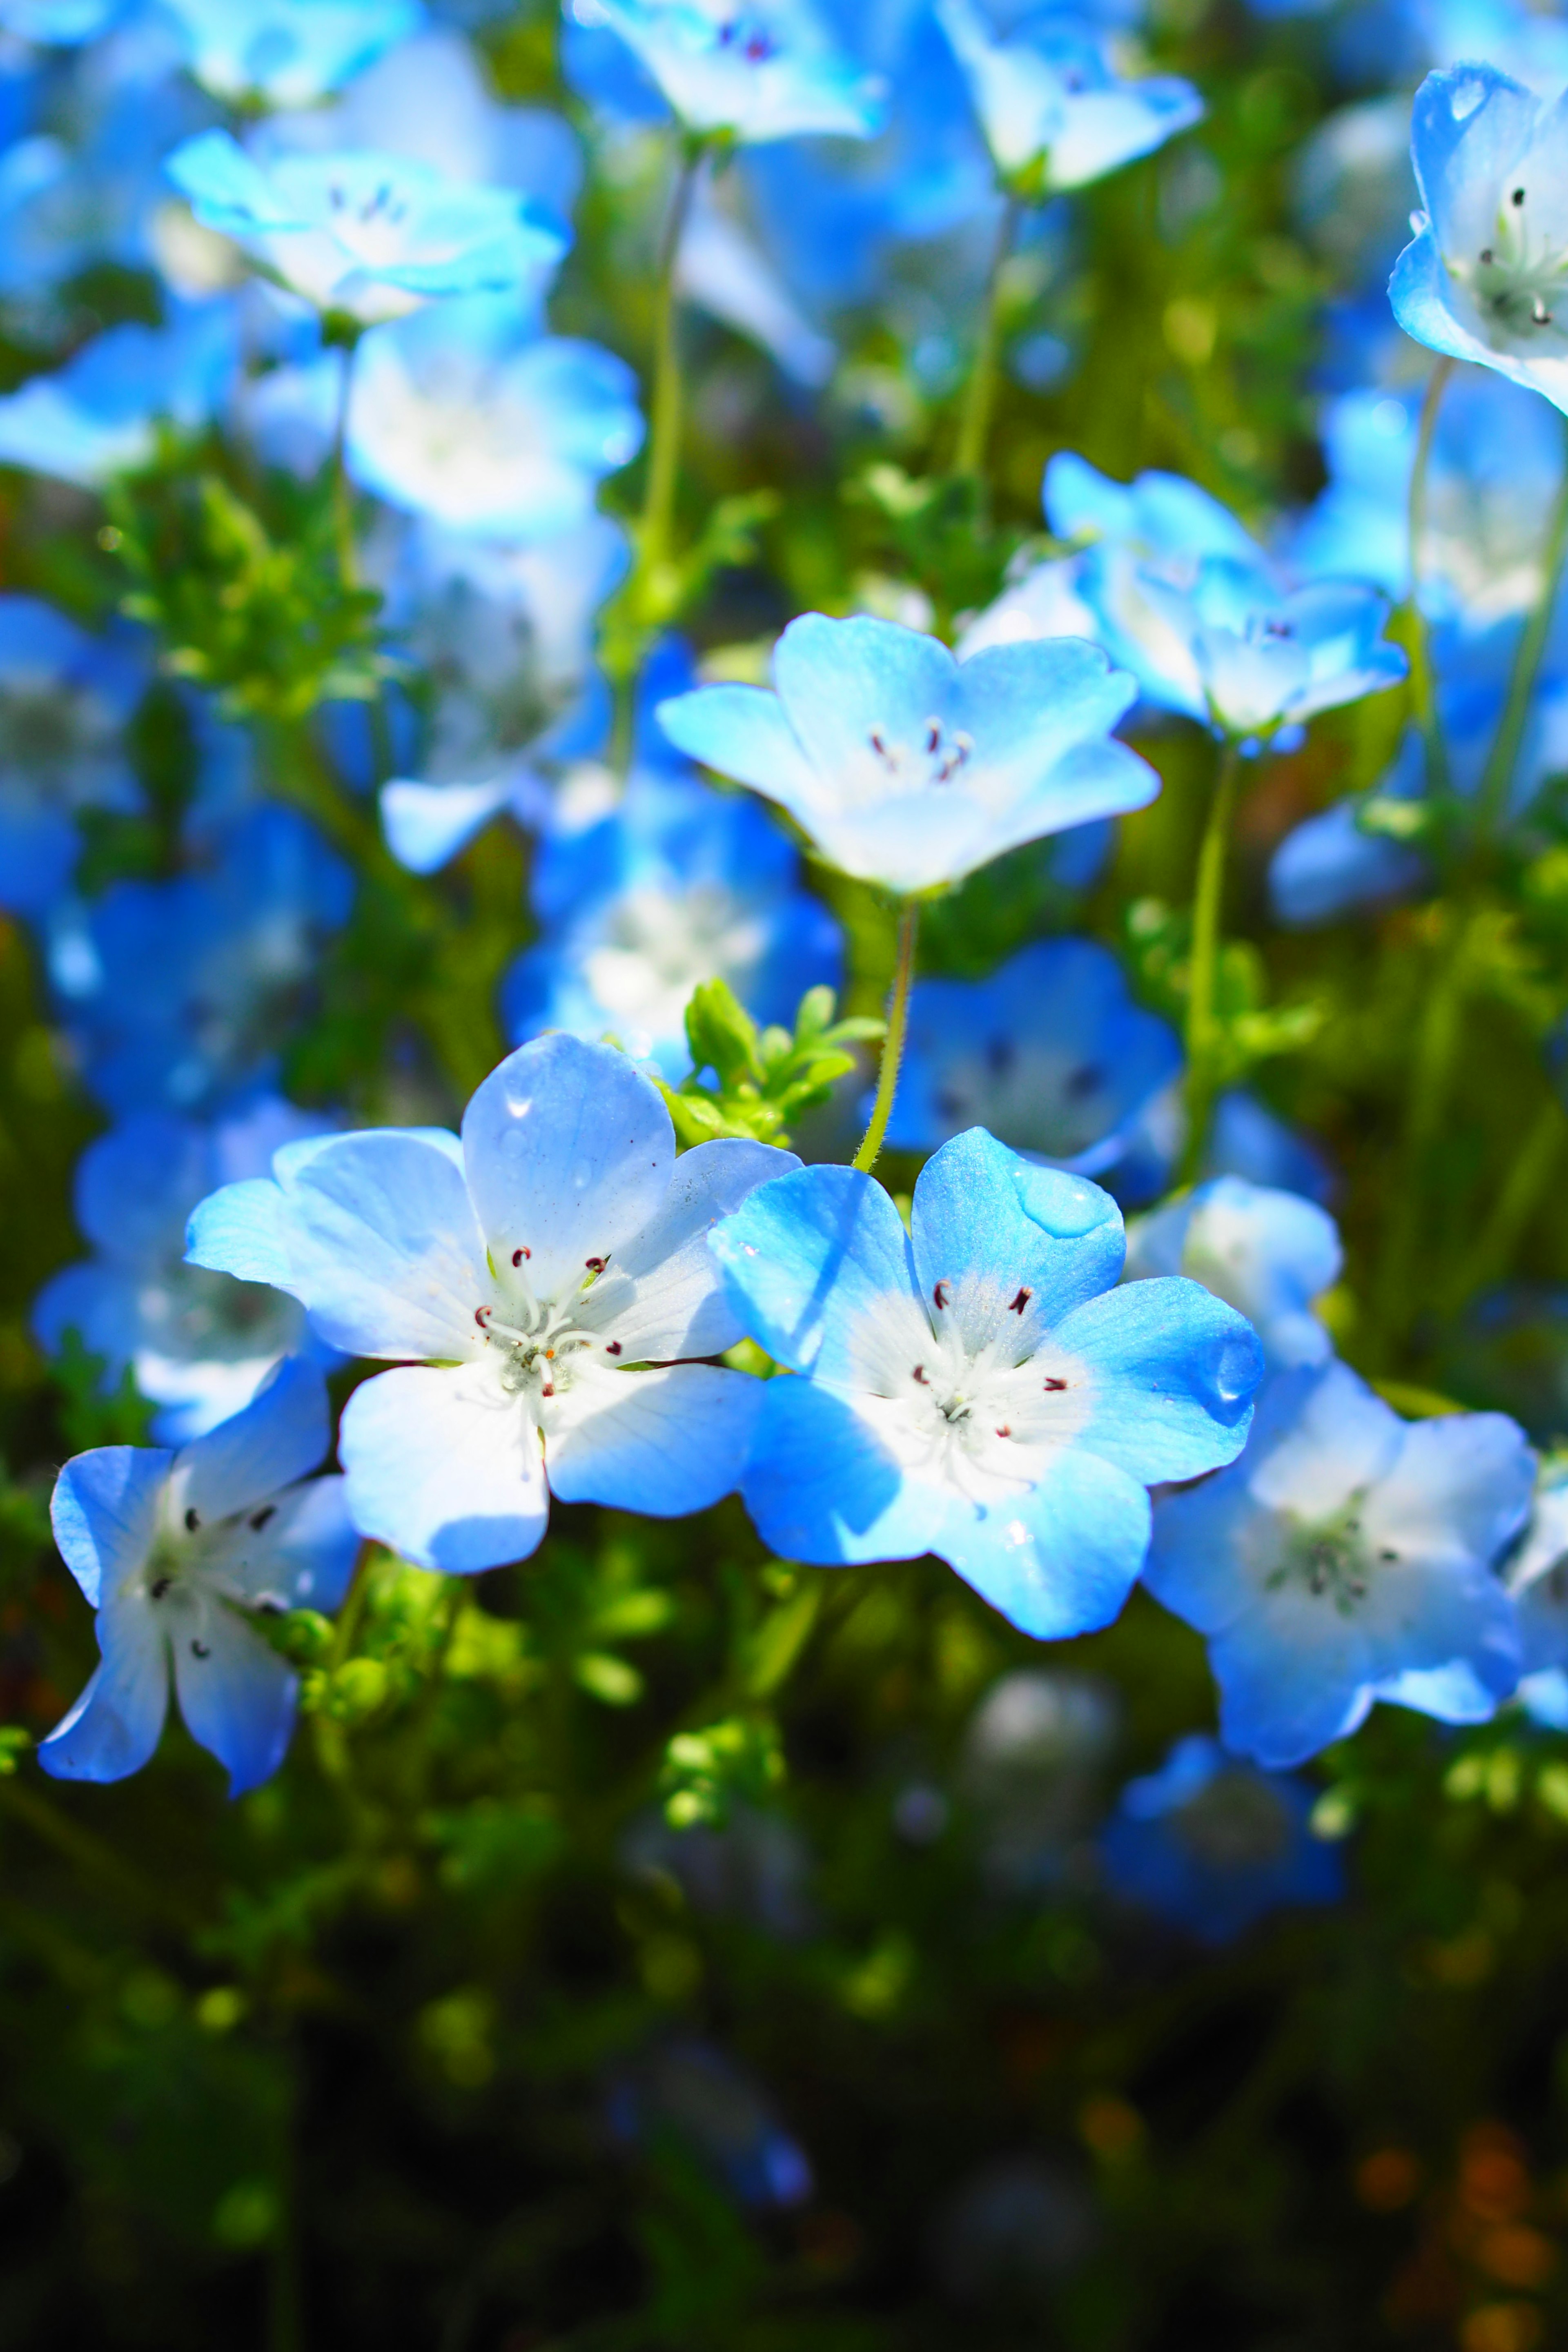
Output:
[
  {"xmin": 473, "ymin": 1252, "xmax": 615, "ymax": 1407},
  {"xmin": 863, "ymin": 715, "xmax": 976, "ymax": 790},
  {"xmin": 1455, "ymin": 180, "xmax": 1568, "ymax": 340}
]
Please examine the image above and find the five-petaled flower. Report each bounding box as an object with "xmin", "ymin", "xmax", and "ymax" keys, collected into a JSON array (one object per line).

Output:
[{"xmin": 581, "ymin": 0, "xmax": 886, "ymax": 143}]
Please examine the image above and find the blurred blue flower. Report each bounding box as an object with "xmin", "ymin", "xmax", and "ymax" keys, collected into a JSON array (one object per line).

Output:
[
  {"xmin": 934, "ymin": 0, "xmax": 1202, "ymax": 191},
  {"xmin": 1101, "ymin": 1733, "xmax": 1343, "ymax": 1944},
  {"xmin": 0, "ymin": 304, "xmax": 239, "ymax": 488},
  {"xmin": 607, "ymin": 2038, "xmax": 813, "ymax": 2209},
  {"xmin": 185, "ymin": 1034, "xmax": 792, "ymax": 1573},
  {"xmin": 656, "ymin": 612, "xmax": 1158, "ymax": 893},
  {"xmin": 1146, "ymin": 1360, "xmax": 1532, "ymax": 1768},
  {"xmin": 503, "ymin": 765, "xmax": 843, "ymax": 1080},
  {"xmin": 0, "ymin": 1, "xmax": 127, "ymax": 35},
  {"xmin": 345, "ymin": 295, "xmax": 644, "ymax": 539},
  {"xmin": 55, "ymin": 801, "xmax": 354, "ymax": 1115},
  {"xmin": 1392, "ymin": 64, "xmax": 1568, "ymax": 416},
  {"xmin": 710, "ymin": 1133, "xmax": 1262, "ymax": 1636},
  {"xmin": 158, "ymin": 0, "xmax": 425, "ymax": 109},
  {"xmin": 574, "ymin": 0, "xmax": 886, "ymax": 144},
  {"xmin": 33, "ymin": 1095, "xmax": 339, "ymax": 1445},
  {"xmin": 38, "ymin": 1358, "xmax": 357, "ymax": 1796},
  {"xmin": 883, "ymin": 937, "xmax": 1181, "ymax": 1198},
  {"xmin": 1503, "ymin": 1464, "xmax": 1568, "ymax": 1727},
  {"xmin": 0, "ymin": 596, "xmax": 145, "ymax": 918},
  {"xmin": 166, "ymin": 129, "xmax": 569, "ymax": 323},
  {"xmin": 1124, "ymin": 1176, "xmax": 1343, "ymax": 1370}
]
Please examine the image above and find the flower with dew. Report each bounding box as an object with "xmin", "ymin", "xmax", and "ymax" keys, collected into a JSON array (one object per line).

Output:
[
  {"xmin": 0, "ymin": 595, "xmax": 145, "ymax": 920},
  {"xmin": 1392, "ymin": 63, "xmax": 1568, "ymax": 416},
  {"xmin": 708, "ymin": 1129, "xmax": 1262, "ymax": 1638},
  {"xmin": 1145, "ymin": 1359, "xmax": 1532, "ymax": 1768},
  {"xmin": 1124, "ymin": 1175, "xmax": 1343, "ymax": 1371},
  {"xmin": 158, "ymin": 0, "xmax": 425, "ymax": 110},
  {"xmin": 575, "ymin": 0, "xmax": 886, "ymax": 144},
  {"xmin": 185, "ymin": 1034, "xmax": 796, "ymax": 1575},
  {"xmin": 38, "ymin": 1359, "xmax": 358, "ymax": 1796},
  {"xmin": 655, "ymin": 613, "xmax": 1159, "ymax": 895}
]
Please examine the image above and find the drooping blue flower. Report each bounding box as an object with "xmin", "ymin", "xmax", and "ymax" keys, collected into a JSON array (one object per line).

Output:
[
  {"xmin": 1124, "ymin": 1176, "xmax": 1343, "ymax": 1371},
  {"xmin": 54, "ymin": 801, "xmax": 354, "ymax": 1116},
  {"xmin": 0, "ymin": 597, "xmax": 145, "ymax": 919},
  {"xmin": 1503, "ymin": 1463, "xmax": 1568, "ymax": 1727},
  {"xmin": 185, "ymin": 1034, "xmax": 794, "ymax": 1574},
  {"xmin": 166, "ymin": 130, "xmax": 569, "ymax": 324},
  {"xmin": 708, "ymin": 1131, "xmax": 1263, "ymax": 1638},
  {"xmin": 502, "ymin": 765, "xmax": 843, "ymax": 1080},
  {"xmin": 158, "ymin": 0, "xmax": 425, "ymax": 108},
  {"xmin": 38, "ymin": 1358, "xmax": 358, "ymax": 1796},
  {"xmin": 934, "ymin": 0, "xmax": 1203, "ymax": 192},
  {"xmin": 1391, "ymin": 64, "xmax": 1568, "ymax": 416},
  {"xmin": 1146, "ymin": 1360, "xmax": 1532, "ymax": 1769},
  {"xmin": 33, "ymin": 1096, "xmax": 339, "ymax": 1445},
  {"xmin": 0, "ymin": 305, "xmax": 239, "ymax": 488},
  {"xmin": 573, "ymin": 0, "xmax": 886, "ymax": 144},
  {"xmin": 1100, "ymin": 1733, "xmax": 1344, "ymax": 1945},
  {"xmin": 882, "ymin": 938, "xmax": 1181, "ymax": 1200},
  {"xmin": 655, "ymin": 613, "xmax": 1159, "ymax": 894},
  {"xmin": 345, "ymin": 296, "xmax": 644, "ymax": 540}
]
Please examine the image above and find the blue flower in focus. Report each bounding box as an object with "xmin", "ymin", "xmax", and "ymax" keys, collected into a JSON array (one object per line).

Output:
[
  {"xmin": 38, "ymin": 1359, "xmax": 358, "ymax": 1796},
  {"xmin": 0, "ymin": 307, "xmax": 239, "ymax": 488},
  {"xmin": 655, "ymin": 613, "xmax": 1159, "ymax": 893},
  {"xmin": 158, "ymin": 0, "xmax": 425, "ymax": 108},
  {"xmin": 1146, "ymin": 1360, "xmax": 1532, "ymax": 1768},
  {"xmin": 934, "ymin": 0, "xmax": 1203, "ymax": 191},
  {"xmin": 709, "ymin": 1133, "xmax": 1263, "ymax": 1637},
  {"xmin": 185, "ymin": 1034, "xmax": 794, "ymax": 1573},
  {"xmin": 574, "ymin": 0, "xmax": 886, "ymax": 144},
  {"xmin": 1100, "ymin": 1733, "xmax": 1343, "ymax": 1945},
  {"xmin": 0, "ymin": 597, "xmax": 145, "ymax": 918},
  {"xmin": 345, "ymin": 296, "xmax": 644, "ymax": 540},
  {"xmin": 55, "ymin": 802, "xmax": 354, "ymax": 1115},
  {"xmin": 33, "ymin": 1096, "xmax": 339, "ymax": 1444},
  {"xmin": 166, "ymin": 131, "xmax": 569, "ymax": 324},
  {"xmin": 1391, "ymin": 65, "xmax": 1568, "ymax": 416},
  {"xmin": 883, "ymin": 938, "xmax": 1181, "ymax": 1200},
  {"xmin": 1124, "ymin": 1176, "xmax": 1343, "ymax": 1370},
  {"xmin": 502, "ymin": 766, "xmax": 843, "ymax": 1080},
  {"xmin": 608, "ymin": 2038, "xmax": 812, "ymax": 2210}
]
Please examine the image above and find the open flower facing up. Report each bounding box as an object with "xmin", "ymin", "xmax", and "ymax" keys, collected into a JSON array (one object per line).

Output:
[
  {"xmin": 578, "ymin": 0, "xmax": 886, "ymax": 144},
  {"xmin": 1125, "ymin": 1176, "xmax": 1343, "ymax": 1370},
  {"xmin": 1146, "ymin": 1361, "xmax": 1532, "ymax": 1768},
  {"xmin": 186, "ymin": 1036, "xmax": 794, "ymax": 1575},
  {"xmin": 655, "ymin": 613, "xmax": 1158, "ymax": 894},
  {"xmin": 709, "ymin": 1130, "xmax": 1263, "ymax": 1639},
  {"xmin": 934, "ymin": 0, "xmax": 1203, "ymax": 192},
  {"xmin": 159, "ymin": 0, "xmax": 424, "ymax": 109},
  {"xmin": 1391, "ymin": 64, "xmax": 1568, "ymax": 414},
  {"xmin": 38, "ymin": 1360, "xmax": 358, "ymax": 1796},
  {"xmin": 166, "ymin": 131, "xmax": 569, "ymax": 325}
]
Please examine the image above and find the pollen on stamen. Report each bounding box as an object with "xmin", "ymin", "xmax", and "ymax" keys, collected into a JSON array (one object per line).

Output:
[
  {"xmin": 913, "ymin": 1364, "xmax": 930, "ymax": 1384},
  {"xmin": 585, "ymin": 1255, "xmax": 608, "ymax": 1273},
  {"xmin": 1043, "ymin": 1376, "xmax": 1068, "ymax": 1392},
  {"xmin": 541, "ymin": 1382, "xmax": 555, "ymax": 1398},
  {"xmin": 512, "ymin": 1247, "xmax": 530, "ymax": 1266},
  {"xmin": 606, "ymin": 1341, "xmax": 622, "ymax": 1356},
  {"xmin": 475, "ymin": 1305, "xmax": 492, "ymax": 1329},
  {"xmin": 996, "ymin": 1424, "xmax": 1011, "ymax": 1439},
  {"xmin": 1008, "ymin": 1287, "xmax": 1032, "ymax": 1314}
]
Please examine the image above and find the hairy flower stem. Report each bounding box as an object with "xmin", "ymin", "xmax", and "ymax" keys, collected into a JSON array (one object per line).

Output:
[
  {"xmin": 853, "ymin": 899, "xmax": 920, "ymax": 1175},
  {"xmin": 953, "ymin": 193, "xmax": 1021, "ymax": 483},
  {"xmin": 1476, "ymin": 429, "xmax": 1568, "ymax": 833},
  {"xmin": 1178, "ymin": 737, "xmax": 1245, "ymax": 1186},
  {"xmin": 1405, "ymin": 356, "xmax": 1453, "ymax": 800}
]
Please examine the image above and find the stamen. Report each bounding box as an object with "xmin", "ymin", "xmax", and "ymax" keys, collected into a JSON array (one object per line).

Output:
[
  {"xmin": 606, "ymin": 1341, "xmax": 623, "ymax": 1356},
  {"xmin": 1513, "ymin": 186, "xmax": 1526, "ymax": 205},
  {"xmin": 996, "ymin": 1424, "xmax": 1011, "ymax": 1439},
  {"xmin": 1007, "ymin": 1287, "xmax": 1032, "ymax": 1315},
  {"xmin": 584, "ymin": 1256, "xmax": 608, "ymax": 1274},
  {"xmin": 913, "ymin": 1364, "xmax": 930, "ymax": 1384},
  {"xmin": 933, "ymin": 1281, "xmax": 950, "ymax": 1310},
  {"xmin": 150, "ymin": 1576, "xmax": 172, "ymax": 1601},
  {"xmin": 924, "ymin": 719, "xmax": 942, "ymax": 754},
  {"xmin": 1043, "ymin": 1376, "xmax": 1067, "ymax": 1392},
  {"xmin": 512, "ymin": 1247, "xmax": 530, "ymax": 1266},
  {"xmin": 185, "ymin": 1507, "xmax": 200, "ymax": 1532},
  {"xmin": 249, "ymin": 1506, "xmax": 276, "ymax": 1532},
  {"xmin": 475, "ymin": 1305, "xmax": 493, "ymax": 1330},
  {"xmin": 190, "ymin": 1639, "xmax": 210, "ymax": 1659}
]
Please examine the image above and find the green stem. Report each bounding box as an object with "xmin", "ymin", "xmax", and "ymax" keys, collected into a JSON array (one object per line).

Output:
[
  {"xmin": 953, "ymin": 193, "xmax": 1021, "ymax": 482},
  {"xmin": 639, "ymin": 138, "xmax": 705, "ymax": 592},
  {"xmin": 1476, "ymin": 428, "xmax": 1568, "ymax": 833},
  {"xmin": 852, "ymin": 900, "xmax": 919, "ymax": 1176},
  {"xmin": 1405, "ymin": 356, "xmax": 1453, "ymax": 800},
  {"xmin": 1178, "ymin": 737, "xmax": 1246, "ymax": 1186},
  {"xmin": 1441, "ymin": 1092, "xmax": 1567, "ymax": 1314},
  {"xmin": 330, "ymin": 338, "xmax": 359, "ymax": 590}
]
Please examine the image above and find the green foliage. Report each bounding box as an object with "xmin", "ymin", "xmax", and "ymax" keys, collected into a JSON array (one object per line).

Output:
[
  {"xmin": 656, "ymin": 979, "xmax": 884, "ymax": 1147},
  {"xmin": 659, "ymin": 1714, "xmax": 785, "ymax": 1829}
]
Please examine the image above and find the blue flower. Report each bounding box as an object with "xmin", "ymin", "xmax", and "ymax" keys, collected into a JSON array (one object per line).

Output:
[
  {"xmin": 185, "ymin": 1034, "xmax": 795, "ymax": 1574},
  {"xmin": 158, "ymin": 0, "xmax": 425, "ymax": 108},
  {"xmin": 882, "ymin": 938, "xmax": 1181, "ymax": 1199},
  {"xmin": 1392, "ymin": 64, "xmax": 1568, "ymax": 415},
  {"xmin": 574, "ymin": 0, "xmax": 886, "ymax": 144},
  {"xmin": 0, "ymin": 306, "xmax": 239, "ymax": 488},
  {"xmin": 608, "ymin": 2038, "xmax": 812, "ymax": 2209},
  {"xmin": 166, "ymin": 130, "xmax": 569, "ymax": 324},
  {"xmin": 502, "ymin": 766, "xmax": 843, "ymax": 1080},
  {"xmin": 345, "ymin": 296, "xmax": 644, "ymax": 540},
  {"xmin": 1124, "ymin": 1176, "xmax": 1343, "ymax": 1371},
  {"xmin": 0, "ymin": 596, "xmax": 145, "ymax": 920},
  {"xmin": 33, "ymin": 1096, "xmax": 339, "ymax": 1445},
  {"xmin": 54, "ymin": 802, "xmax": 354, "ymax": 1115},
  {"xmin": 1145, "ymin": 1360, "xmax": 1532, "ymax": 1768},
  {"xmin": 1100, "ymin": 1733, "xmax": 1343, "ymax": 1945},
  {"xmin": 1503, "ymin": 1465, "xmax": 1568, "ymax": 1726},
  {"xmin": 708, "ymin": 1131, "xmax": 1263, "ymax": 1638},
  {"xmin": 38, "ymin": 1359, "xmax": 358, "ymax": 1796},
  {"xmin": 655, "ymin": 613, "xmax": 1158, "ymax": 893},
  {"xmin": 934, "ymin": 0, "xmax": 1203, "ymax": 191},
  {"xmin": 0, "ymin": 2, "xmax": 127, "ymax": 36}
]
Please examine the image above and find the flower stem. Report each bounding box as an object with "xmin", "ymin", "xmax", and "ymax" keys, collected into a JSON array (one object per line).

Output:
[
  {"xmin": 1178, "ymin": 737, "xmax": 1245, "ymax": 1186},
  {"xmin": 330, "ymin": 335, "xmax": 359, "ymax": 589},
  {"xmin": 853, "ymin": 899, "xmax": 920, "ymax": 1176},
  {"xmin": 1404, "ymin": 356, "xmax": 1453, "ymax": 800},
  {"xmin": 1476, "ymin": 424, "xmax": 1568, "ymax": 833},
  {"xmin": 953, "ymin": 192, "xmax": 1021, "ymax": 483}
]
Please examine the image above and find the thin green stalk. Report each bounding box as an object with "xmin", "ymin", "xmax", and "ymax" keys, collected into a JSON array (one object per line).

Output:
[
  {"xmin": 639, "ymin": 138, "xmax": 705, "ymax": 592},
  {"xmin": 1476, "ymin": 432, "xmax": 1568, "ymax": 832},
  {"xmin": 1178, "ymin": 737, "xmax": 1246, "ymax": 1186},
  {"xmin": 853, "ymin": 900, "xmax": 919, "ymax": 1176},
  {"xmin": 953, "ymin": 193, "xmax": 1021, "ymax": 482},
  {"xmin": 1405, "ymin": 356, "xmax": 1454, "ymax": 799},
  {"xmin": 1441, "ymin": 1092, "xmax": 1567, "ymax": 1314},
  {"xmin": 330, "ymin": 337, "xmax": 359, "ymax": 589}
]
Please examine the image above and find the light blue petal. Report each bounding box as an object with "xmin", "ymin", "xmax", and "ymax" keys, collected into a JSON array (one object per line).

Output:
[
  {"xmin": 51, "ymin": 1446, "xmax": 172, "ymax": 1608},
  {"xmin": 1389, "ymin": 227, "xmax": 1497, "ymax": 374},
  {"xmin": 1055, "ymin": 1277, "xmax": 1263, "ymax": 1482},
  {"xmin": 176, "ymin": 1356, "xmax": 330, "ymax": 1524},
  {"xmin": 185, "ymin": 1177, "xmax": 295, "ymax": 1291},
  {"xmin": 709, "ymin": 1163, "xmax": 917, "ymax": 1381},
  {"xmin": 546, "ymin": 1362, "xmax": 763, "ymax": 1515},
  {"xmin": 1207, "ymin": 1607, "xmax": 1375, "ymax": 1769},
  {"xmin": 213, "ymin": 1474, "xmax": 359, "ymax": 1613},
  {"xmin": 171, "ymin": 1590, "xmax": 298, "ymax": 1797},
  {"xmin": 165, "ymin": 127, "xmax": 302, "ymax": 233},
  {"xmin": 909, "ymin": 1129, "xmax": 1126, "ymax": 1348},
  {"xmin": 939, "ymin": 1443, "xmax": 1151, "ymax": 1637},
  {"xmin": 38, "ymin": 1600, "xmax": 169, "ymax": 1784},
  {"xmin": 380, "ymin": 777, "xmax": 515, "ymax": 873},
  {"xmin": 771, "ymin": 611, "xmax": 957, "ymax": 781},
  {"xmin": 586, "ymin": 1137, "xmax": 801, "ymax": 1362},
  {"xmin": 737, "ymin": 1375, "xmax": 929, "ymax": 1563},
  {"xmin": 340, "ymin": 1361, "xmax": 550, "ymax": 1574},
  {"xmin": 654, "ymin": 680, "xmax": 819, "ymax": 811}
]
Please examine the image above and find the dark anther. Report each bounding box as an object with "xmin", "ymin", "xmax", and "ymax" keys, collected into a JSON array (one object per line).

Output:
[
  {"xmin": 1008, "ymin": 1287, "xmax": 1032, "ymax": 1314},
  {"xmin": 190, "ymin": 1639, "xmax": 210, "ymax": 1659},
  {"xmin": 933, "ymin": 1281, "xmax": 951, "ymax": 1310},
  {"xmin": 1043, "ymin": 1375, "xmax": 1067, "ymax": 1392},
  {"xmin": 1379, "ymin": 1547, "xmax": 1398, "ymax": 1562},
  {"xmin": 258, "ymin": 1600, "xmax": 283, "ymax": 1617},
  {"xmin": 249, "ymin": 1505, "xmax": 276, "ymax": 1532},
  {"xmin": 606, "ymin": 1341, "xmax": 622, "ymax": 1356},
  {"xmin": 869, "ymin": 728, "xmax": 889, "ymax": 758},
  {"xmin": 1481, "ymin": 246, "xmax": 1493, "ymax": 263},
  {"xmin": 996, "ymin": 1424, "xmax": 1011, "ymax": 1439},
  {"xmin": 512, "ymin": 1246, "xmax": 530, "ymax": 1266},
  {"xmin": 150, "ymin": 1576, "xmax": 172, "ymax": 1601},
  {"xmin": 1513, "ymin": 186, "xmax": 1526, "ymax": 205},
  {"xmin": 925, "ymin": 722, "xmax": 941, "ymax": 753},
  {"xmin": 184, "ymin": 1507, "xmax": 200, "ymax": 1532},
  {"xmin": 585, "ymin": 1255, "xmax": 607, "ymax": 1272},
  {"xmin": 912, "ymin": 1364, "xmax": 930, "ymax": 1384},
  {"xmin": 475, "ymin": 1305, "xmax": 492, "ymax": 1329},
  {"xmin": 541, "ymin": 1382, "xmax": 555, "ymax": 1399}
]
